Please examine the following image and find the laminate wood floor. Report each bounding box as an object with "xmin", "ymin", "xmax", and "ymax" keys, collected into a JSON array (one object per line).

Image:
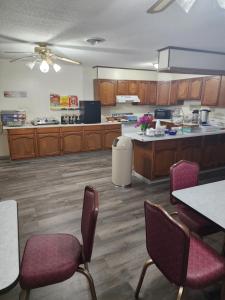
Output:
[{"xmin": 0, "ymin": 151, "xmax": 225, "ymax": 300}]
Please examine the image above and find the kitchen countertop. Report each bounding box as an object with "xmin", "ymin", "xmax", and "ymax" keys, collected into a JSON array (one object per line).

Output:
[
  {"xmin": 3, "ymin": 121, "xmax": 121, "ymax": 130},
  {"xmin": 124, "ymin": 128, "xmax": 225, "ymax": 142}
]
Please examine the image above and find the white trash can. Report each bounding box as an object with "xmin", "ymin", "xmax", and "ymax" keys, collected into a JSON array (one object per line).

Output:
[{"xmin": 112, "ymin": 136, "xmax": 133, "ymax": 187}]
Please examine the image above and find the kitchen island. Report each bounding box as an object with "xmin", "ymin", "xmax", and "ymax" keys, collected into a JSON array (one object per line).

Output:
[
  {"xmin": 5, "ymin": 122, "xmax": 121, "ymax": 160},
  {"xmin": 125, "ymin": 129, "xmax": 225, "ymax": 181}
]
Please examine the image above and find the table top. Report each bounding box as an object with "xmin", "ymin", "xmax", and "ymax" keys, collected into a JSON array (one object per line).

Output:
[
  {"xmin": 172, "ymin": 180, "xmax": 225, "ymax": 229},
  {"xmin": 0, "ymin": 200, "xmax": 19, "ymax": 292}
]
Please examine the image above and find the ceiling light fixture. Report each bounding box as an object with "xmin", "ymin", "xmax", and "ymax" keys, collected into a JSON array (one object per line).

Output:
[
  {"xmin": 86, "ymin": 37, "xmax": 106, "ymax": 45},
  {"xmin": 53, "ymin": 63, "xmax": 61, "ymax": 72},
  {"xmin": 26, "ymin": 61, "xmax": 36, "ymax": 70},
  {"xmin": 40, "ymin": 60, "xmax": 49, "ymax": 73},
  {"xmin": 153, "ymin": 63, "xmax": 159, "ymax": 69}
]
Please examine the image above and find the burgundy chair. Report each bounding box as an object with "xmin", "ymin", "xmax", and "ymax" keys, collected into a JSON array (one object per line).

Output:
[
  {"xmin": 135, "ymin": 201, "xmax": 225, "ymax": 300},
  {"xmin": 19, "ymin": 186, "xmax": 99, "ymax": 300},
  {"xmin": 170, "ymin": 160, "xmax": 219, "ymax": 236}
]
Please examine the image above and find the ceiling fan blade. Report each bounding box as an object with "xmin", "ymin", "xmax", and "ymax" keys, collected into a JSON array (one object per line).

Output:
[
  {"xmin": 176, "ymin": 0, "xmax": 197, "ymax": 13},
  {"xmin": 147, "ymin": 0, "xmax": 175, "ymax": 13},
  {"xmin": 10, "ymin": 55, "xmax": 37, "ymax": 63},
  {"xmin": 217, "ymin": 0, "xmax": 225, "ymax": 9},
  {"xmin": 53, "ymin": 55, "xmax": 80, "ymax": 65},
  {"xmin": 0, "ymin": 34, "xmax": 34, "ymax": 44},
  {"xmin": 3, "ymin": 51, "xmax": 33, "ymax": 54}
]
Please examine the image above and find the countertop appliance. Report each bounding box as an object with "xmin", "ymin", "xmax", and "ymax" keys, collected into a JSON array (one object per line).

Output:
[
  {"xmin": 200, "ymin": 109, "xmax": 210, "ymax": 125},
  {"xmin": 79, "ymin": 100, "xmax": 101, "ymax": 124},
  {"xmin": 31, "ymin": 118, "xmax": 60, "ymax": 126},
  {"xmin": 154, "ymin": 109, "xmax": 172, "ymax": 120},
  {"xmin": 192, "ymin": 110, "xmax": 199, "ymax": 124},
  {"xmin": 0, "ymin": 110, "xmax": 26, "ymax": 127}
]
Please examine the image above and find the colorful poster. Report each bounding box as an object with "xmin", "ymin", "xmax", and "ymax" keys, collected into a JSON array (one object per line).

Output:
[{"xmin": 50, "ymin": 94, "xmax": 78, "ymax": 110}]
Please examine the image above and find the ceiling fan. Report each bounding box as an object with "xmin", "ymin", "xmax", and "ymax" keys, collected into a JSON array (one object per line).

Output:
[
  {"xmin": 147, "ymin": 0, "xmax": 225, "ymax": 13},
  {"xmin": 6, "ymin": 43, "xmax": 80, "ymax": 73}
]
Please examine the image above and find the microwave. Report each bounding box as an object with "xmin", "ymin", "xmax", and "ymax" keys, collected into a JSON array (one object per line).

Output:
[{"xmin": 154, "ymin": 109, "xmax": 171, "ymax": 120}]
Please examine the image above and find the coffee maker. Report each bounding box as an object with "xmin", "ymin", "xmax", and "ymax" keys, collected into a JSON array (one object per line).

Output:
[{"xmin": 200, "ymin": 109, "xmax": 210, "ymax": 125}]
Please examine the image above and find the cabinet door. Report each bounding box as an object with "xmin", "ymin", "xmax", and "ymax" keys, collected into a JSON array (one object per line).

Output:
[
  {"xmin": 8, "ymin": 134, "xmax": 36, "ymax": 160},
  {"xmin": 117, "ymin": 80, "xmax": 128, "ymax": 95},
  {"xmin": 177, "ymin": 79, "xmax": 189, "ymax": 100},
  {"xmin": 201, "ymin": 135, "xmax": 219, "ymax": 169},
  {"xmin": 83, "ymin": 131, "xmax": 102, "ymax": 151},
  {"xmin": 103, "ymin": 130, "xmax": 121, "ymax": 149},
  {"xmin": 146, "ymin": 81, "xmax": 157, "ymax": 105},
  {"xmin": 218, "ymin": 134, "xmax": 225, "ymax": 166},
  {"xmin": 62, "ymin": 132, "xmax": 83, "ymax": 154},
  {"xmin": 138, "ymin": 81, "xmax": 148, "ymax": 104},
  {"xmin": 128, "ymin": 81, "xmax": 139, "ymax": 95},
  {"xmin": 188, "ymin": 78, "xmax": 203, "ymax": 100},
  {"xmin": 201, "ymin": 76, "xmax": 221, "ymax": 106},
  {"xmin": 218, "ymin": 76, "xmax": 225, "ymax": 107},
  {"xmin": 37, "ymin": 133, "xmax": 61, "ymax": 156},
  {"xmin": 169, "ymin": 80, "xmax": 178, "ymax": 105},
  {"xmin": 156, "ymin": 81, "xmax": 170, "ymax": 105},
  {"xmin": 176, "ymin": 138, "xmax": 201, "ymax": 164},
  {"xmin": 153, "ymin": 140, "xmax": 177, "ymax": 178},
  {"xmin": 94, "ymin": 79, "xmax": 117, "ymax": 106}
]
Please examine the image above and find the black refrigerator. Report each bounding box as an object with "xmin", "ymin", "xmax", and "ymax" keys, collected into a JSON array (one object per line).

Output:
[{"xmin": 79, "ymin": 100, "xmax": 101, "ymax": 124}]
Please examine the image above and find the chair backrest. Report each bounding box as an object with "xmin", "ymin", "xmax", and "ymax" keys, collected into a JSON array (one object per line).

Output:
[
  {"xmin": 81, "ymin": 186, "xmax": 99, "ymax": 263},
  {"xmin": 170, "ymin": 160, "xmax": 199, "ymax": 205},
  {"xmin": 144, "ymin": 201, "xmax": 190, "ymax": 286}
]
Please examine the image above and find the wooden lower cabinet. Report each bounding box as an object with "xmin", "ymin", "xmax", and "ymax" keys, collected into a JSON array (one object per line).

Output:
[
  {"xmin": 103, "ymin": 130, "xmax": 121, "ymax": 149},
  {"xmin": 37, "ymin": 133, "xmax": 61, "ymax": 157},
  {"xmin": 62, "ymin": 132, "xmax": 83, "ymax": 154},
  {"xmin": 83, "ymin": 131, "xmax": 102, "ymax": 151},
  {"xmin": 8, "ymin": 134, "xmax": 36, "ymax": 160},
  {"xmin": 7, "ymin": 124, "xmax": 121, "ymax": 160},
  {"xmin": 133, "ymin": 134, "xmax": 225, "ymax": 181},
  {"xmin": 153, "ymin": 140, "xmax": 177, "ymax": 178},
  {"xmin": 176, "ymin": 138, "xmax": 201, "ymax": 164}
]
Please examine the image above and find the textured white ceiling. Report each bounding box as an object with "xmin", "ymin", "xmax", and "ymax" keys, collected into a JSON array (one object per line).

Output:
[{"xmin": 0, "ymin": 0, "xmax": 225, "ymax": 69}]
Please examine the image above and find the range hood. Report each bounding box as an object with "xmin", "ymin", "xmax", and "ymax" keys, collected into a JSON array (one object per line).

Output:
[
  {"xmin": 116, "ymin": 95, "xmax": 140, "ymax": 103},
  {"xmin": 158, "ymin": 46, "xmax": 225, "ymax": 75}
]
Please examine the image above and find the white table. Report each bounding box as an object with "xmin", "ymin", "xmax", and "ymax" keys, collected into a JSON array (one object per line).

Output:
[
  {"xmin": 0, "ymin": 200, "xmax": 19, "ymax": 293},
  {"xmin": 172, "ymin": 180, "xmax": 225, "ymax": 229}
]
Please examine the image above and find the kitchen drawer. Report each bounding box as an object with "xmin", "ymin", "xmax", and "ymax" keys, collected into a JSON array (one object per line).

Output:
[
  {"xmin": 7, "ymin": 128, "xmax": 35, "ymax": 135},
  {"xmin": 36, "ymin": 127, "xmax": 60, "ymax": 133},
  {"xmin": 103, "ymin": 124, "xmax": 121, "ymax": 130},
  {"xmin": 83, "ymin": 125, "xmax": 102, "ymax": 131},
  {"xmin": 61, "ymin": 126, "xmax": 84, "ymax": 132}
]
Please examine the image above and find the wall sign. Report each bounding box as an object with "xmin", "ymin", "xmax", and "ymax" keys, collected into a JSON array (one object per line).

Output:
[
  {"xmin": 4, "ymin": 91, "xmax": 27, "ymax": 98},
  {"xmin": 50, "ymin": 94, "xmax": 78, "ymax": 110}
]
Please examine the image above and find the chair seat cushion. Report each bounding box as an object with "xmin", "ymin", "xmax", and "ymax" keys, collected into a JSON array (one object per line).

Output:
[
  {"xmin": 20, "ymin": 234, "xmax": 82, "ymax": 289},
  {"xmin": 186, "ymin": 235, "xmax": 225, "ymax": 289},
  {"xmin": 177, "ymin": 204, "xmax": 220, "ymax": 236}
]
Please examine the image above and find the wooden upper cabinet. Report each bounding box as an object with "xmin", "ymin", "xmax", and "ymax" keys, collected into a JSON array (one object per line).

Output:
[
  {"xmin": 188, "ymin": 78, "xmax": 203, "ymax": 100},
  {"xmin": 169, "ymin": 80, "xmax": 178, "ymax": 105},
  {"xmin": 138, "ymin": 81, "xmax": 148, "ymax": 105},
  {"xmin": 146, "ymin": 81, "xmax": 157, "ymax": 105},
  {"xmin": 94, "ymin": 79, "xmax": 117, "ymax": 106},
  {"xmin": 177, "ymin": 79, "xmax": 189, "ymax": 100},
  {"xmin": 218, "ymin": 76, "xmax": 225, "ymax": 107},
  {"xmin": 128, "ymin": 80, "xmax": 139, "ymax": 95},
  {"xmin": 201, "ymin": 76, "xmax": 221, "ymax": 106},
  {"xmin": 156, "ymin": 81, "xmax": 170, "ymax": 106},
  {"xmin": 117, "ymin": 80, "xmax": 128, "ymax": 95}
]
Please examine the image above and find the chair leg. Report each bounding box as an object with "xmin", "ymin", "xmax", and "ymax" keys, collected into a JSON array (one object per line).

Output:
[
  {"xmin": 77, "ymin": 266, "xmax": 97, "ymax": 300},
  {"xmin": 135, "ymin": 259, "xmax": 153, "ymax": 299},
  {"xmin": 176, "ymin": 286, "xmax": 184, "ymax": 300},
  {"xmin": 19, "ymin": 289, "xmax": 30, "ymax": 300}
]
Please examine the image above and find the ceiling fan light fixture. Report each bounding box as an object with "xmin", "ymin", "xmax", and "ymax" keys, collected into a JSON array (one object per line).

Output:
[
  {"xmin": 53, "ymin": 63, "xmax": 61, "ymax": 72},
  {"xmin": 40, "ymin": 60, "xmax": 49, "ymax": 73},
  {"xmin": 26, "ymin": 61, "xmax": 36, "ymax": 70},
  {"xmin": 217, "ymin": 0, "xmax": 225, "ymax": 9},
  {"xmin": 176, "ymin": 0, "xmax": 196, "ymax": 13},
  {"xmin": 86, "ymin": 37, "xmax": 106, "ymax": 45},
  {"xmin": 147, "ymin": 0, "xmax": 175, "ymax": 13},
  {"xmin": 153, "ymin": 63, "xmax": 159, "ymax": 69}
]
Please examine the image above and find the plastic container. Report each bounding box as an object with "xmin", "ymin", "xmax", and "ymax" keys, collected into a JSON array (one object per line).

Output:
[{"xmin": 112, "ymin": 136, "xmax": 133, "ymax": 187}]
